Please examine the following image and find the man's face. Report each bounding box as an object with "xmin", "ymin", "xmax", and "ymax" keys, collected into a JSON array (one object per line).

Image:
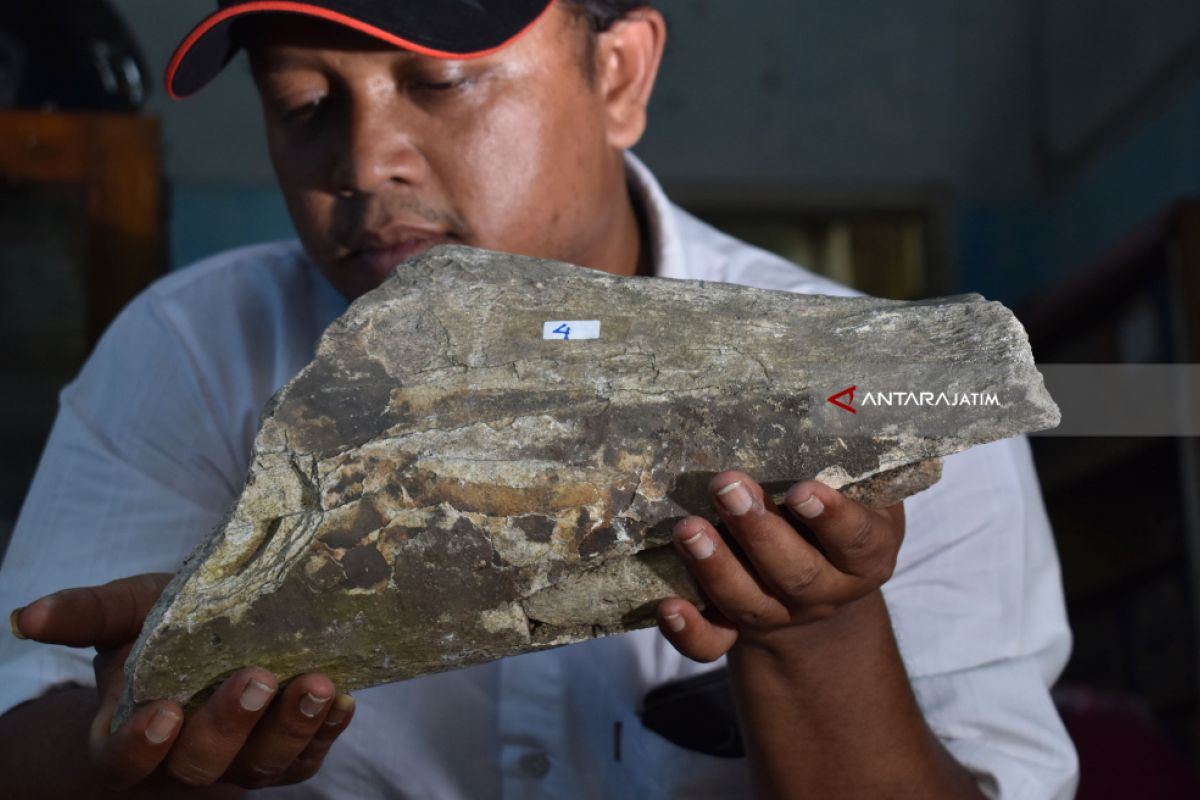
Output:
[{"xmin": 247, "ymin": 7, "xmax": 632, "ymax": 299}]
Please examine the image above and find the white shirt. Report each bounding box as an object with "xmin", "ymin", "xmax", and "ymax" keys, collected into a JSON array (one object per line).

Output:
[{"xmin": 0, "ymin": 153, "xmax": 1078, "ymax": 798}]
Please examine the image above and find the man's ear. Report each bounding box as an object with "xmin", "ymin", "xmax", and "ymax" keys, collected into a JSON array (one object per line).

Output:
[{"xmin": 596, "ymin": 8, "xmax": 667, "ymax": 151}]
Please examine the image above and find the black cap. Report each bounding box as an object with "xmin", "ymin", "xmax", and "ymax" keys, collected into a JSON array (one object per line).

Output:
[{"xmin": 167, "ymin": 0, "xmax": 556, "ymax": 99}]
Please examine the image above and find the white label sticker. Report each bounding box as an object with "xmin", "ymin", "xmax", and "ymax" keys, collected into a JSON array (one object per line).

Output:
[{"xmin": 543, "ymin": 320, "xmax": 601, "ymax": 341}]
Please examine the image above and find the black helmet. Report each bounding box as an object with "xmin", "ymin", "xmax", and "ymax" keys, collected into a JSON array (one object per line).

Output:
[{"xmin": 0, "ymin": 0, "xmax": 150, "ymax": 112}]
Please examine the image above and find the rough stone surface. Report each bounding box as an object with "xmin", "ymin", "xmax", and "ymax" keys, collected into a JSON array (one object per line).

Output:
[{"xmin": 114, "ymin": 245, "xmax": 1059, "ymax": 728}]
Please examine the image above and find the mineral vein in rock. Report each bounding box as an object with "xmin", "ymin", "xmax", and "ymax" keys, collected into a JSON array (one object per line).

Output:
[{"xmin": 114, "ymin": 245, "xmax": 1059, "ymax": 727}]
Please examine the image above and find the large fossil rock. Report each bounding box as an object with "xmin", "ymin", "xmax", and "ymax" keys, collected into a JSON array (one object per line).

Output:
[{"xmin": 114, "ymin": 245, "xmax": 1059, "ymax": 727}]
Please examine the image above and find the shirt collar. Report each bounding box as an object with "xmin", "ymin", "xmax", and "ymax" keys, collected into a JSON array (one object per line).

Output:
[{"xmin": 624, "ymin": 151, "xmax": 690, "ymax": 281}]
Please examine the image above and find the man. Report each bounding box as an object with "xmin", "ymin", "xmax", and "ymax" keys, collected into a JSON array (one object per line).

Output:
[{"xmin": 0, "ymin": 1, "xmax": 1078, "ymax": 797}]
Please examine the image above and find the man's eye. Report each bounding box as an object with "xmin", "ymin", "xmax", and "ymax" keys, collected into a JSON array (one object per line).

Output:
[
  {"xmin": 279, "ymin": 95, "xmax": 325, "ymax": 122},
  {"xmin": 411, "ymin": 77, "xmax": 468, "ymax": 94}
]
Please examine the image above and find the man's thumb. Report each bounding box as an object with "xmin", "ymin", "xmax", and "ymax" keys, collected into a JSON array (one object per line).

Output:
[{"xmin": 10, "ymin": 573, "xmax": 173, "ymax": 649}]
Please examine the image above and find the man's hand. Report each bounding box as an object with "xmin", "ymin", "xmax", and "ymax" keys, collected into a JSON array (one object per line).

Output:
[
  {"xmin": 655, "ymin": 470, "xmax": 904, "ymax": 660},
  {"xmin": 10, "ymin": 574, "xmax": 356, "ymax": 793},
  {"xmin": 654, "ymin": 473, "xmax": 986, "ymax": 799}
]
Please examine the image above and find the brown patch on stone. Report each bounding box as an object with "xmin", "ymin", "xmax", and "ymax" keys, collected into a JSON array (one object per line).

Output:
[
  {"xmin": 578, "ymin": 526, "xmax": 620, "ymax": 560},
  {"xmin": 323, "ymin": 462, "xmax": 366, "ymax": 506},
  {"xmin": 379, "ymin": 523, "xmax": 419, "ymax": 547},
  {"xmin": 318, "ymin": 499, "xmax": 386, "ymax": 549},
  {"xmin": 302, "ymin": 549, "xmax": 349, "ymax": 592},
  {"xmin": 277, "ymin": 353, "xmax": 396, "ymax": 459},
  {"xmin": 573, "ymin": 507, "xmax": 593, "ymax": 543},
  {"xmin": 389, "ymin": 512, "xmax": 518, "ymax": 618},
  {"xmin": 513, "ymin": 515, "xmax": 556, "ymax": 544},
  {"xmin": 340, "ymin": 544, "xmax": 391, "ymax": 590},
  {"xmin": 402, "ymin": 470, "xmax": 605, "ymax": 516},
  {"xmin": 573, "ymin": 507, "xmax": 627, "ymax": 560}
]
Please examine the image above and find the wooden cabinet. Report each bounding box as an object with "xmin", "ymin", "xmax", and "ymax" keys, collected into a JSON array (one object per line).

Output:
[
  {"xmin": 0, "ymin": 110, "xmax": 166, "ymax": 346},
  {"xmin": 0, "ymin": 111, "xmax": 166, "ymax": 556}
]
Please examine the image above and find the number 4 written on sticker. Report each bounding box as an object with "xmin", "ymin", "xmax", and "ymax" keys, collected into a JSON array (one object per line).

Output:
[{"xmin": 542, "ymin": 320, "xmax": 600, "ymax": 340}]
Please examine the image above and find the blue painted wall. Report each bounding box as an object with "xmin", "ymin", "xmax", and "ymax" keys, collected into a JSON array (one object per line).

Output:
[
  {"xmin": 1046, "ymin": 80, "xmax": 1200, "ymax": 278},
  {"xmin": 956, "ymin": 78, "xmax": 1200, "ymax": 307},
  {"xmin": 169, "ymin": 185, "xmax": 294, "ymax": 269}
]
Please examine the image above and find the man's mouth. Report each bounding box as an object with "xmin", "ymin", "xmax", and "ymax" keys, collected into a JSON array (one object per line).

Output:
[{"xmin": 344, "ymin": 229, "xmax": 457, "ymax": 278}]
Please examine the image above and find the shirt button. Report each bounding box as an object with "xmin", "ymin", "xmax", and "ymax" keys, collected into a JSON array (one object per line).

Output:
[{"xmin": 517, "ymin": 752, "xmax": 551, "ymax": 778}]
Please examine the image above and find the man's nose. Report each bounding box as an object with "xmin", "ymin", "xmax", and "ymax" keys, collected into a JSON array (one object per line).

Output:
[{"xmin": 330, "ymin": 100, "xmax": 428, "ymax": 195}]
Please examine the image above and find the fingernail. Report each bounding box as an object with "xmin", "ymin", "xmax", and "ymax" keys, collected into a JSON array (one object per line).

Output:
[
  {"xmin": 240, "ymin": 679, "xmax": 276, "ymax": 712},
  {"xmin": 300, "ymin": 691, "xmax": 331, "ymax": 719},
  {"xmin": 662, "ymin": 613, "xmax": 686, "ymax": 632},
  {"xmin": 145, "ymin": 708, "xmax": 180, "ymax": 744},
  {"xmin": 9, "ymin": 607, "xmax": 26, "ymax": 640},
  {"xmin": 324, "ymin": 694, "xmax": 355, "ymax": 727},
  {"xmin": 679, "ymin": 529, "xmax": 716, "ymax": 560},
  {"xmin": 715, "ymin": 480, "xmax": 754, "ymax": 516},
  {"xmin": 790, "ymin": 493, "xmax": 824, "ymax": 519}
]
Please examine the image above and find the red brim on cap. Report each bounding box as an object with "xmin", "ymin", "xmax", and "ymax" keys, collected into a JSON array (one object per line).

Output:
[{"xmin": 166, "ymin": 0, "xmax": 556, "ymax": 99}]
